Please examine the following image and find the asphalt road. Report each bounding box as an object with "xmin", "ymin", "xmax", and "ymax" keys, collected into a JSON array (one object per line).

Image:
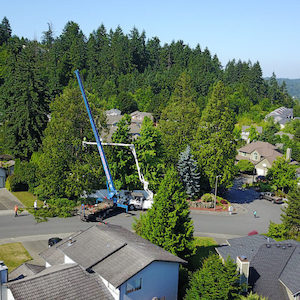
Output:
[{"xmin": 0, "ymin": 179, "xmax": 283, "ymax": 242}]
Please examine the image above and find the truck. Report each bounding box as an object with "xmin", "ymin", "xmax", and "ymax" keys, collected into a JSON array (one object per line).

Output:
[
  {"xmin": 75, "ymin": 70, "xmax": 153, "ymax": 221},
  {"xmin": 259, "ymin": 192, "xmax": 283, "ymax": 204}
]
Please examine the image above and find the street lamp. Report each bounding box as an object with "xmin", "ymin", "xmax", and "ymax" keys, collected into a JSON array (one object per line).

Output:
[{"xmin": 214, "ymin": 175, "xmax": 222, "ymax": 210}]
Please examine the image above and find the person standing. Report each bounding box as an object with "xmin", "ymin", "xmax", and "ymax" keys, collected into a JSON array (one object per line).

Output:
[
  {"xmin": 253, "ymin": 210, "xmax": 257, "ymax": 218},
  {"xmin": 34, "ymin": 200, "xmax": 38, "ymax": 211},
  {"xmin": 14, "ymin": 204, "xmax": 18, "ymax": 217}
]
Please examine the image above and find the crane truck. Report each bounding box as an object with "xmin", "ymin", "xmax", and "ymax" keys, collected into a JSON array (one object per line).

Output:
[{"xmin": 75, "ymin": 70, "xmax": 153, "ymax": 221}]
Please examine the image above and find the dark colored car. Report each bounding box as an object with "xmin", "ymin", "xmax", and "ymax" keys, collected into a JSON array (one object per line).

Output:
[
  {"xmin": 256, "ymin": 175, "xmax": 267, "ymax": 183},
  {"xmin": 48, "ymin": 237, "xmax": 62, "ymax": 247}
]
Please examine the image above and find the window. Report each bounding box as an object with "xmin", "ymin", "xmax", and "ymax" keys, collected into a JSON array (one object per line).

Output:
[
  {"xmin": 253, "ymin": 152, "xmax": 258, "ymax": 160},
  {"xmin": 126, "ymin": 278, "xmax": 142, "ymax": 294}
]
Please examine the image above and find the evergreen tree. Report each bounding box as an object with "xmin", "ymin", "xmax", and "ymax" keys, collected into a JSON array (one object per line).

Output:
[
  {"xmin": 36, "ymin": 88, "xmax": 105, "ymax": 200},
  {"xmin": 193, "ymin": 81, "xmax": 237, "ymax": 191},
  {"xmin": 0, "ymin": 41, "xmax": 50, "ymax": 160},
  {"xmin": 0, "ymin": 17, "xmax": 12, "ymax": 45},
  {"xmin": 281, "ymin": 188, "xmax": 300, "ymax": 239},
  {"xmin": 185, "ymin": 254, "xmax": 241, "ymax": 300},
  {"xmin": 159, "ymin": 72, "xmax": 201, "ymax": 164},
  {"xmin": 108, "ymin": 115, "xmax": 138, "ymax": 190},
  {"xmin": 41, "ymin": 23, "xmax": 54, "ymax": 47},
  {"xmin": 134, "ymin": 167, "xmax": 195, "ymax": 259},
  {"xmin": 177, "ymin": 145, "xmax": 200, "ymax": 199},
  {"xmin": 135, "ymin": 116, "xmax": 165, "ymax": 192}
]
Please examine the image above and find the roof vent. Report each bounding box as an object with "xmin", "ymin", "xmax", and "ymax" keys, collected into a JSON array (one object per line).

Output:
[
  {"xmin": 266, "ymin": 244, "xmax": 271, "ymax": 248},
  {"xmin": 282, "ymin": 246, "xmax": 286, "ymax": 250},
  {"xmin": 276, "ymin": 244, "xmax": 281, "ymax": 248},
  {"xmin": 240, "ymin": 255, "xmax": 247, "ymax": 260},
  {"xmin": 68, "ymin": 238, "xmax": 74, "ymax": 246},
  {"xmin": 287, "ymin": 243, "xmax": 292, "ymax": 247}
]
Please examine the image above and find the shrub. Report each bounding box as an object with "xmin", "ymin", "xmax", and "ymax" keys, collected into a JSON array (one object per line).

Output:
[
  {"xmin": 5, "ymin": 174, "xmax": 28, "ymax": 192},
  {"xmin": 236, "ymin": 160, "xmax": 255, "ymax": 173},
  {"xmin": 201, "ymin": 193, "xmax": 214, "ymax": 202}
]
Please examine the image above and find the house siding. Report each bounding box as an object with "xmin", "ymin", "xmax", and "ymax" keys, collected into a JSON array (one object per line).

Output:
[
  {"xmin": 255, "ymin": 159, "xmax": 271, "ymax": 176},
  {"xmin": 0, "ymin": 168, "xmax": 6, "ymax": 188},
  {"xmin": 119, "ymin": 261, "xmax": 179, "ymax": 300}
]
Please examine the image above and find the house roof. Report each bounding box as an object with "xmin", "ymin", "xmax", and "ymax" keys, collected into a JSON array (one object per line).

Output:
[
  {"xmin": 275, "ymin": 131, "xmax": 294, "ymax": 139},
  {"xmin": 8, "ymin": 264, "xmax": 113, "ymax": 300},
  {"xmin": 106, "ymin": 109, "xmax": 121, "ymax": 116},
  {"xmin": 106, "ymin": 115, "xmax": 123, "ymax": 126},
  {"xmin": 237, "ymin": 141, "xmax": 283, "ymax": 165},
  {"xmin": 217, "ymin": 235, "xmax": 300, "ymax": 299},
  {"xmin": 241, "ymin": 126, "xmax": 263, "ymax": 134},
  {"xmin": 279, "ymin": 246, "xmax": 300, "ymax": 295},
  {"xmin": 265, "ymin": 107, "xmax": 293, "ymax": 125},
  {"xmin": 216, "ymin": 235, "xmax": 275, "ymax": 261},
  {"xmin": 130, "ymin": 111, "xmax": 154, "ymax": 122},
  {"xmin": 41, "ymin": 224, "xmax": 186, "ymax": 288},
  {"xmin": 9, "ymin": 263, "xmax": 45, "ymax": 281},
  {"xmin": 249, "ymin": 243, "xmax": 297, "ymax": 300}
]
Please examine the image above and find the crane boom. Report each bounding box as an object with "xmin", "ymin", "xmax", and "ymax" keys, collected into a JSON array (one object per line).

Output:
[{"xmin": 75, "ymin": 70, "xmax": 117, "ymax": 200}]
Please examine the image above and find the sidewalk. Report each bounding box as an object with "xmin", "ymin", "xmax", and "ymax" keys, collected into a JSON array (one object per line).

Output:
[
  {"xmin": 0, "ymin": 188, "xmax": 24, "ymax": 210},
  {"xmin": 190, "ymin": 203, "xmax": 247, "ymax": 216}
]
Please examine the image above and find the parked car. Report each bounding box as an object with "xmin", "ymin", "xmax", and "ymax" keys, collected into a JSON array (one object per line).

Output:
[
  {"xmin": 259, "ymin": 192, "xmax": 283, "ymax": 204},
  {"xmin": 48, "ymin": 237, "xmax": 62, "ymax": 247},
  {"xmin": 256, "ymin": 175, "xmax": 267, "ymax": 183}
]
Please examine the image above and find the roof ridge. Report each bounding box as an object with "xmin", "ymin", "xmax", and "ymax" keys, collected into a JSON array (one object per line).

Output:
[{"xmin": 278, "ymin": 245, "xmax": 298, "ymax": 279}]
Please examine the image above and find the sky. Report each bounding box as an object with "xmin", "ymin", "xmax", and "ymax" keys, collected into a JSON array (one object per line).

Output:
[{"xmin": 2, "ymin": 0, "xmax": 300, "ymax": 78}]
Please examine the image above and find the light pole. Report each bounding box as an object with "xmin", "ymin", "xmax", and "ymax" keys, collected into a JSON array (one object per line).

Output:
[{"xmin": 214, "ymin": 175, "xmax": 221, "ymax": 210}]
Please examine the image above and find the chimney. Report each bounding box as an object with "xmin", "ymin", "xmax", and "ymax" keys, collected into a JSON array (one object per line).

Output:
[
  {"xmin": 286, "ymin": 148, "xmax": 292, "ymax": 161},
  {"xmin": 237, "ymin": 256, "xmax": 249, "ymax": 292}
]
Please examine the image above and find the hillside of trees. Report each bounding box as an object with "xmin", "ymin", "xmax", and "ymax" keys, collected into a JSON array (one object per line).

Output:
[
  {"xmin": 276, "ymin": 78, "xmax": 300, "ymax": 99},
  {"xmin": 0, "ymin": 16, "xmax": 298, "ymax": 201}
]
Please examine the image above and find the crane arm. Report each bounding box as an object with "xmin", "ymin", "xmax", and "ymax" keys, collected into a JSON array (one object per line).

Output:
[
  {"xmin": 75, "ymin": 70, "xmax": 117, "ymax": 199},
  {"xmin": 83, "ymin": 141, "xmax": 153, "ymax": 200}
]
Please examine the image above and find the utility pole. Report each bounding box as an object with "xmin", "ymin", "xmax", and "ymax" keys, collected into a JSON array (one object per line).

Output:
[{"xmin": 214, "ymin": 175, "xmax": 221, "ymax": 210}]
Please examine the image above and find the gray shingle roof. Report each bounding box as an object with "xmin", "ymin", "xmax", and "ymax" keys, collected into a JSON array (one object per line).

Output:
[
  {"xmin": 8, "ymin": 264, "xmax": 113, "ymax": 300},
  {"xmin": 9, "ymin": 263, "xmax": 45, "ymax": 281},
  {"xmin": 217, "ymin": 236, "xmax": 300, "ymax": 299},
  {"xmin": 216, "ymin": 235, "xmax": 275, "ymax": 261},
  {"xmin": 42, "ymin": 224, "xmax": 185, "ymax": 288},
  {"xmin": 279, "ymin": 246, "xmax": 300, "ymax": 295},
  {"xmin": 249, "ymin": 243, "xmax": 297, "ymax": 300}
]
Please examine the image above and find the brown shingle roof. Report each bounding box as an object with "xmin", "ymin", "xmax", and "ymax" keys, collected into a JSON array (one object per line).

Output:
[{"xmin": 8, "ymin": 264, "xmax": 113, "ymax": 300}]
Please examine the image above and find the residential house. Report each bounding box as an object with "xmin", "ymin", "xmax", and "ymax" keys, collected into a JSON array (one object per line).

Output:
[
  {"xmin": 0, "ymin": 155, "xmax": 15, "ymax": 188},
  {"xmin": 241, "ymin": 126, "xmax": 263, "ymax": 144},
  {"xmin": 104, "ymin": 110, "xmax": 154, "ymax": 142},
  {"xmin": 7, "ymin": 224, "xmax": 185, "ymax": 300},
  {"xmin": 236, "ymin": 141, "xmax": 283, "ymax": 176},
  {"xmin": 265, "ymin": 107, "xmax": 293, "ymax": 128},
  {"xmin": 216, "ymin": 235, "xmax": 300, "ymax": 300}
]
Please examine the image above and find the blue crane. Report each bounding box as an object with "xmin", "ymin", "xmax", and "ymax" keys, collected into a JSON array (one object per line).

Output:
[{"xmin": 75, "ymin": 70, "xmax": 128, "ymax": 212}]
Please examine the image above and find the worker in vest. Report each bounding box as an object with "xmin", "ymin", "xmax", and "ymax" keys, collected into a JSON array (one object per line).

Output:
[{"xmin": 14, "ymin": 204, "xmax": 18, "ymax": 217}]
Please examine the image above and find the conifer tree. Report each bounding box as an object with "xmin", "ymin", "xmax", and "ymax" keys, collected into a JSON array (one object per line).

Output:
[
  {"xmin": 281, "ymin": 188, "xmax": 300, "ymax": 239},
  {"xmin": 193, "ymin": 81, "xmax": 237, "ymax": 191},
  {"xmin": 134, "ymin": 167, "xmax": 195, "ymax": 259},
  {"xmin": 185, "ymin": 254, "xmax": 241, "ymax": 300},
  {"xmin": 177, "ymin": 145, "xmax": 200, "ymax": 199},
  {"xmin": 135, "ymin": 116, "xmax": 165, "ymax": 192}
]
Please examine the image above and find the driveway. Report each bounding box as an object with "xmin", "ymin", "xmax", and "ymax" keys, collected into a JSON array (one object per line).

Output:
[{"xmin": 0, "ymin": 188, "xmax": 24, "ymax": 211}]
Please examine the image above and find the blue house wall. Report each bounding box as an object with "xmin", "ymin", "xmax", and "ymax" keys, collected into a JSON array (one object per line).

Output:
[{"xmin": 119, "ymin": 261, "xmax": 179, "ymax": 300}]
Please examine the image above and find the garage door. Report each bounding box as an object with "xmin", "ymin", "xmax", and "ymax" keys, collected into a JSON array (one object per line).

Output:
[
  {"xmin": 0, "ymin": 176, "xmax": 5, "ymax": 188},
  {"xmin": 256, "ymin": 168, "xmax": 265, "ymax": 176}
]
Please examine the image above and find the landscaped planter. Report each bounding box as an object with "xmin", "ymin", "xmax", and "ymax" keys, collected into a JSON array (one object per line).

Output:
[{"xmin": 188, "ymin": 200, "xmax": 214, "ymax": 209}]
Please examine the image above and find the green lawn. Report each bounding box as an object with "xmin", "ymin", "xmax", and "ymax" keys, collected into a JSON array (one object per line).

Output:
[
  {"xmin": 12, "ymin": 191, "xmax": 43, "ymax": 209},
  {"xmin": 0, "ymin": 242, "xmax": 32, "ymax": 272},
  {"xmin": 188, "ymin": 237, "xmax": 218, "ymax": 271}
]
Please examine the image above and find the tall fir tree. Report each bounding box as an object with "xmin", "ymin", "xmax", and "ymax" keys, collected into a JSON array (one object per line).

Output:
[
  {"xmin": 135, "ymin": 116, "xmax": 165, "ymax": 192},
  {"xmin": 193, "ymin": 81, "xmax": 237, "ymax": 191},
  {"xmin": 1, "ymin": 41, "xmax": 49, "ymax": 160},
  {"xmin": 134, "ymin": 167, "xmax": 195, "ymax": 259},
  {"xmin": 281, "ymin": 188, "xmax": 300, "ymax": 239},
  {"xmin": 0, "ymin": 17, "xmax": 12, "ymax": 45},
  {"xmin": 177, "ymin": 145, "xmax": 200, "ymax": 199}
]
